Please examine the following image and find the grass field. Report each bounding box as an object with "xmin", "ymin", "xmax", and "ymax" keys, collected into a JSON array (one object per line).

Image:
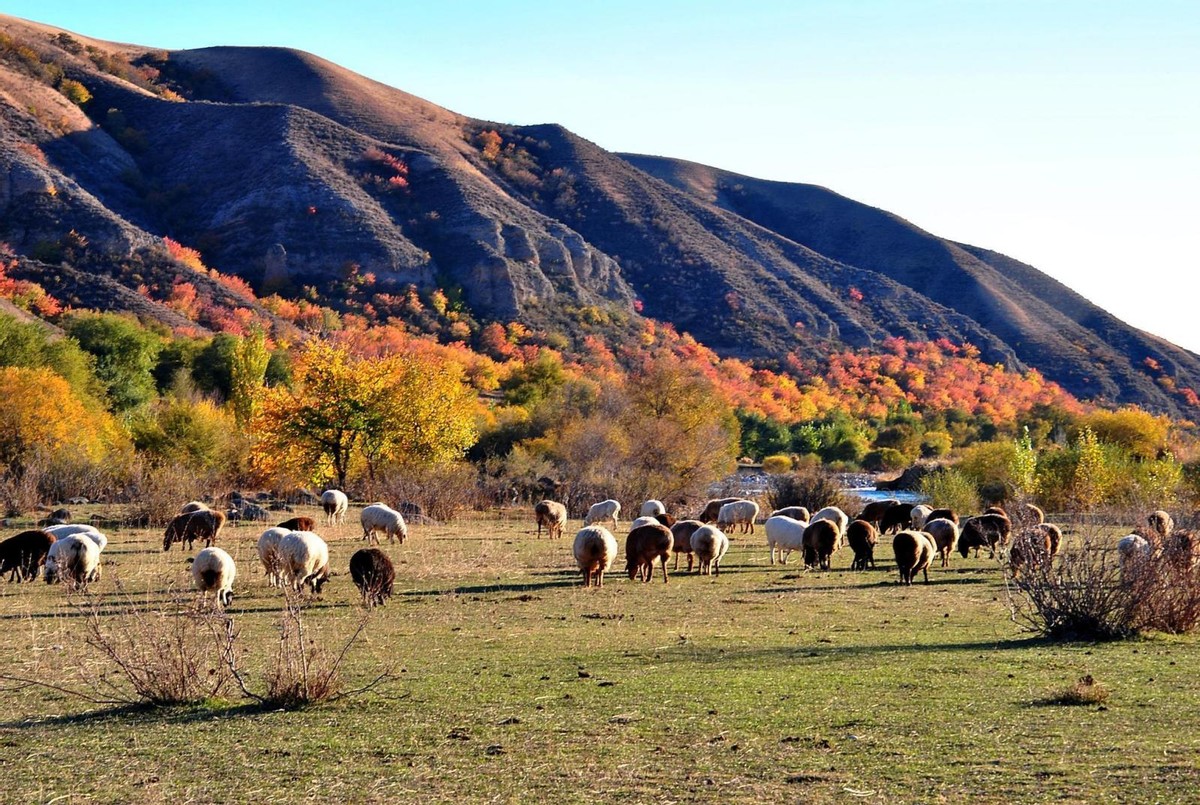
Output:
[{"xmin": 1, "ymin": 507, "xmax": 1198, "ymax": 803}]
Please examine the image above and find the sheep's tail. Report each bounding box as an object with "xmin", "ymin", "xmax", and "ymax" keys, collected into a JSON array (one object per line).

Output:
[{"xmin": 201, "ymin": 568, "xmax": 220, "ymax": 588}]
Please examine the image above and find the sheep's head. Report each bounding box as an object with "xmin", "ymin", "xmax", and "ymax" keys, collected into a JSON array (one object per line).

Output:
[{"xmin": 219, "ymin": 589, "xmax": 234, "ymax": 607}]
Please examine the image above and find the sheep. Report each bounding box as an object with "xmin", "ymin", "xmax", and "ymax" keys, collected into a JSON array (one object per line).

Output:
[
  {"xmin": 44, "ymin": 534, "xmax": 101, "ymax": 588},
  {"xmin": 653, "ymin": 512, "xmax": 678, "ymax": 528},
  {"xmin": 276, "ymin": 516, "xmax": 316, "ymax": 532},
  {"xmin": 257, "ymin": 526, "xmax": 291, "ymax": 587},
  {"xmin": 1161, "ymin": 530, "xmax": 1199, "ymax": 571},
  {"xmin": 925, "ymin": 508, "xmax": 959, "ymax": 525},
  {"xmin": 162, "ymin": 509, "xmax": 226, "ymax": 552},
  {"xmin": 879, "ymin": 503, "xmax": 916, "ymax": 534},
  {"xmin": 573, "ymin": 526, "xmax": 618, "ymax": 587},
  {"xmin": 534, "ymin": 500, "xmax": 568, "ymax": 539},
  {"xmin": 909, "ymin": 504, "xmax": 934, "ymax": 530},
  {"xmin": 1039, "ymin": 522, "xmax": 1063, "ymax": 558},
  {"xmin": 1020, "ymin": 503, "xmax": 1046, "ymax": 526},
  {"xmin": 625, "ymin": 523, "xmax": 673, "ymax": 583},
  {"xmin": 181, "ymin": 501, "xmax": 209, "ymax": 514},
  {"xmin": 1148, "ymin": 510, "xmax": 1174, "ymax": 539},
  {"xmin": 811, "ymin": 506, "xmax": 850, "ymax": 537},
  {"xmin": 350, "ymin": 547, "xmax": 396, "ymax": 606},
  {"xmin": 957, "ymin": 513, "xmax": 1012, "ymax": 559},
  {"xmin": 361, "ymin": 503, "xmax": 408, "ymax": 544},
  {"xmin": 802, "ymin": 519, "xmax": 841, "ymax": 570},
  {"xmin": 278, "ymin": 530, "xmax": 330, "ymax": 593},
  {"xmin": 630, "ymin": 515, "xmax": 663, "ymax": 530},
  {"xmin": 1117, "ymin": 533, "xmax": 1152, "ymax": 569},
  {"xmin": 923, "ymin": 518, "xmax": 960, "ymax": 567},
  {"xmin": 765, "ymin": 515, "xmax": 807, "ymax": 565},
  {"xmin": 856, "ymin": 499, "xmax": 899, "ymax": 527},
  {"xmin": 846, "ymin": 519, "xmax": 877, "ymax": 571},
  {"xmin": 191, "ymin": 547, "xmax": 237, "ymax": 608},
  {"xmin": 893, "ymin": 530, "xmax": 936, "ymax": 585},
  {"xmin": 321, "ymin": 489, "xmax": 349, "ymax": 525},
  {"xmin": 698, "ymin": 497, "xmax": 741, "ymax": 523},
  {"xmin": 639, "ymin": 500, "xmax": 666, "ymax": 518},
  {"xmin": 0, "ymin": 530, "xmax": 55, "ymax": 582},
  {"xmin": 717, "ymin": 499, "xmax": 760, "ymax": 534},
  {"xmin": 584, "ymin": 499, "xmax": 621, "ymax": 529},
  {"xmin": 770, "ymin": 506, "xmax": 810, "ymax": 522},
  {"xmin": 43, "ymin": 524, "xmax": 106, "ymax": 552},
  {"xmin": 690, "ymin": 525, "xmax": 729, "ymax": 576},
  {"xmin": 670, "ymin": 519, "xmax": 704, "ymax": 571},
  {"xmin": 1008, "ymin": 528, "xmax": 1053, "ymax": 578}
]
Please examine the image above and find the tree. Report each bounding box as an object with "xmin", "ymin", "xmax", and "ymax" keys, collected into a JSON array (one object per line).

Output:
[
  {"xmin": 228, "ymin": 326, "xmax": 270, "ymax": 425},
  {"xmin": 65, "ymin": 312, "xmax": 162, "ymax": 411},
  {"xmin": 0, "ymin": 367, "xmax": 118, "ymax": 473},
  {"xmin": 251, "ymin": 342, "xmax": 478, "ymax": 487}
]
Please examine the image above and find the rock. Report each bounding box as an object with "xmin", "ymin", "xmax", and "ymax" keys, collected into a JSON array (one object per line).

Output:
[
  {"xmin": 268, "ymin": 502, "xmax": 294, "ymax": 512},
  {"xmin": 239, "ymin": 503, "xmax": 270, "ymax": 521},
  {"xmin": 68, "ymin": 497, "xmax": 90, "ymax": 506},
  {"xmin": 49, "ymin": 508, "xmax": 71, "ymax": 521},
  {"xmin": 876, "ymin": 464, "xmax": 939, "ymax": 492}
]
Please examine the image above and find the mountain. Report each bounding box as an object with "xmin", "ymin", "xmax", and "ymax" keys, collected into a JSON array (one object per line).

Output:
[{"xmin": 1, "ymin": 14, "xmax": 1197, "ymax": 415}]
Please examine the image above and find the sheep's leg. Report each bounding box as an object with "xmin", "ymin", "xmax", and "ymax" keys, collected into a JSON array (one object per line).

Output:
[
  {"xmin": 660, "ymin": 555, "xmax": 669, "ymax": 584},
  {"xmin": 770, "ymin": 545, "xmax": 776, "ymax": 565}
]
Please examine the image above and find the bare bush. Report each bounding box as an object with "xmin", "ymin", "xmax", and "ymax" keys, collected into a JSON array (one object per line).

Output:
[
  {"xmin": 122, "ymin": 461, "xmax": 216, "ymax": 527},
  {"xmin": 767, "ymin": 470, "xmax": 852, "ymax": 515},
  {"xmin": 0, "ymin": 464, "xmax": 42, "ymax": 517},
  {"xmin": 364, "ymin": 461, "xmax": 480, "ymax": 522}
]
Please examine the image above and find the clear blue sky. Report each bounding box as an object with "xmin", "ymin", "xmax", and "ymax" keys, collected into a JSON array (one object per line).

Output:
[{"xmin": 8, "ymin": 1, "xmax": 1199, "ymax": 352}]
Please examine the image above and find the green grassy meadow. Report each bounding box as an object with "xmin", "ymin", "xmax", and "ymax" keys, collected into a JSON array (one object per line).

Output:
[{"xmin": 1, "ymin": 507, "xmax": 1198, "ymax": 803}]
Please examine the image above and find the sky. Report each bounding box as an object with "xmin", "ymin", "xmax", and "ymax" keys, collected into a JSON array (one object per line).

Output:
[{"xmin": 7, "ymin": 0, "xmax": 1199, "ymax": 352}]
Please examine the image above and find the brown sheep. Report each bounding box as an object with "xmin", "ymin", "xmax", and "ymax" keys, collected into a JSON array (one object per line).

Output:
[
  {"xmin": 350, "ymin": 548, "xmax": 395, "ymax": 607},
  {"xmin": 163, "ymin": 509, "xmax": 227, "ymax": 552},
  {"xmin": 625, "ymin": 523, "xmax": 674, "ymax": 583},
  {"xmin": 1148, "ymin": 510, "xmax": 1174, "ymax": 539},
  {"xmin": 1009, "ymin": 526, "xmax": 1054, "ymax": 577},
  {"xmin": 802, "ymin": 519, "xmax": 841, "ymax": 570},
  {"xmin": 923, "ymin": 518, "xmax": 960, "ymax": 568},
  {"xmin": 0, "ymin": 530, "xmax": 56, "ymax": 582},
  {"xmin": 653, "ymin": 512, "xmax": 677, "ymax": 528},
  {"xmin": 893, "ymin": 530, "xmax": 935, "ymax": 585},
  {"xmin": 670, "ymin": 519, "xmax": 704, "ymax": 571},
  {"xmin": 856, "ymin": 499, "xmax": 899, "ymax": 527},
  {"xmin": 276, "ymin": 516, "xmax": 316, "ymax": 532},
  {"xmin": 698, "ymin": 497, "xmax": 741, "ymax": 523},
  {"xmin": 879, "ymin": 503, "xmax": 916, "ymax": 534},
  {"xmin": 984, "ymin": 506, "xmax": 1008, "ymax": 518},
  {"xmin": 1161, "ymin": 529, "xmax": 1199, "ymax": 570},
  {"xmin": 180, "ymin": 501, "xmax": 208, "ymax": 514},
  {"xmin": 925, "ymin": 508, "xmax": 959, "ymax": 525},
  {"xmin": 534, "ymin": 500, "xmax": 568, "ymax": 539},
  {"xmin": 957, "ymin": 513, "xmax": 1012, "ymax": 559},
  {"xmin": 846, "ymin": 519, "xmax": 877, "ymax": 571}
]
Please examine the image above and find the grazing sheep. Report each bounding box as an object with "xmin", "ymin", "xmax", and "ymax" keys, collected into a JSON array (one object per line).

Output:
[
  {"xmin": 1148, "ymin": 510, "xmax": 1174, "ymax": 539},
  {"xmin": 1117, "ymin": 533, "xmax": 1152, "ymax": 570},
  {"xmin": 691, "ymin": 525, "xmax": 729, "ymax": 576},
  {"xmin": 1008, "ymin": 528, "xmax": 1053, "ymax": 578},
  {"xmin": 180, "ymin": 501, "xmax": 209, "ymax": 514},
  {"xmin": 350, "ymin": 547, "xmax": 396, "ymax": 606},
  {"xmin": 879, "ymin": 503, "xmax": 916, "ymax": 534},
  {"xmin": 1162, "ymin": 530, "xmax": 1199, "ymax": 570},
  {"xmin": 44, "ymin": 534, "xmax": 101, "ymax": 588},
  {"xmin": 278, "ymin": 531, "xmax": 331, "ymax": 593},
  {"xmin": 856, "ymin": 499, "xmax": 899, "ymax": 527},
  {"xmin": 257, "ymin": 526, "xmax": 291, "ymax": 587},
  {"xmin": 276, "ymin": 516, "xmax": 316, "ymax": 532},
  {"xmin": 361, "ymin": 503, "xmax": 408, "ymax": 544},
  {"xmin": 811, "ymin": 506, "xmax": 850, "ymax": 537},
  {"xmin": 717, "ymin": 500, "xmax": 761, "ymax": 534},
  {"xmin": 625, "ymin": 523, "xmax": 674, "ymax": 583},
  {"xmin": 162, "ymin": 510, "xmax": 226, "ymax": 552},
  {"xmin": 573, "ymin": 526, "xmax": 619, "ymax": 587},
  {"xmin": 957, "ymin": 513, "xmax": 1012, "ymax": 559},
  {"xmin": 1019, "ymin": 503, "xmax": 1046, "ymax": 526},
  {"xmin": 770, "ymin": 506, "xmax": 810, "ymax": 522},
  {"xmin": 43, "ymin": 524, "xmax": 106, "ymax": 552},
  {"xmin": 1038, "ymin": 522, "xmax": 1063, "ymax": 558},
  {"xmin": 0, "ymin": 530, "xmax": 55, "ymax": 582},
  {"xmin": 639, "ymin": 500, "xmax": 666, "ymax": 517},
  {"xmin": 534, "ymin": 500, "xmax": 568, "ymax": 539},
  {"xmin": 909, "ymin": 504, "xmax": 934, "ymax": 530},
  {"xmin": 191, "ymin": 547, "xmax": 237, "ymax": 608},
  {"xmin": 893, "ymin": 530, "xmax": 936, "ymax": 585},
  {"xmin": 984, "ymin": 506, "xmax": 1008, "ymax": 518},
  {"xmin": 925, "ymin": 508, "xmax": 959, "ymax": 525},
  {"xmin": 765, "ymin": 515, "xmax": 808, "ymax": 565},
  {"xmin": 321, "ymin": 489, "xmax": 349, "ymax": 525},
  {"xmin": 698, "ymin": 497, "xmax": 741, "ymax": 523},
  {"xmin": 653, "ymin": 512, "xmax": 677, "ymax": 528},
  {"xmin": 670, "ymin": 520, "xmax": 704, "ymax": 571},
  {"xmin": 924, "ymin": 518, "xmax": 960, "ymax": 568},
  {"xmin": 802, "ymin": 519, "xmax": 841, "ymax": 570},
  {"xmin": 584, "ymin": 499, "xmax": 621, "ymax": 529},
  {"xmin": 630, "ymin": 515, "xmax": 663, "ymax": 530},
  {"xmin": 845, "ymin": 520, "xmax": 878, "ymax": 571}
]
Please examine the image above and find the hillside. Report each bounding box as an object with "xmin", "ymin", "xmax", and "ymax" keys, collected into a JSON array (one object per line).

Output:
[{"xmin": 1, "ymin": 14, "xmax": 1197, "ymax": 414}]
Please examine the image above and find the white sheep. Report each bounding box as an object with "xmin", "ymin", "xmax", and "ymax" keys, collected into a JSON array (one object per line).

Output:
[
  {"xmin": 278, "ymin": 530, "xmax": 330, "ymax": 593},
  {"xmin": 573, "ymin": 526, "xmax": 618, "ymax": 587},
  {"xmin": 44, "ymin": 534, "xmax": 101, "ymax": 587},
  {"xmin": 909, "ymin": 504, "xmax": 934, "ymax": 530},
  {"xmin": 180, "ymin": 501, "xmax": 209, "ymax": 514},
  {"xmin": 43, "ymin": 523, "xmax": 106, "ymax": 552},
  {"xmin": 717, "ymin": 499, "xmax": 760, "ymax": 534},
  {"xmin": 321, "ymin": 489, "xmax": 349, "ymax": 525},
  {"xmin": 629, "ymin": 515, "xmax": 662, "ymax": 530},
  {"xmin": 584, "ymin": 499, "xmax": 621, "ymax": 528},
  {"xmin": 765, "ymin": 515, "xmax": 808, "ymax": 565},
  {"xmin": 534, "ymin": 500, "xmax": 568, "ymax": 539},
  {"xmin": 639, "ymin": 500, "xmax": 666, "ymax": 517},
  {"xmin": 1117, "ymin": 533, "xmax": 1152, "ymax": 575},
  {"xmin": 1148, "ymin": 510, "xmax": 1174, "ymax": 539},
  {"xmin": 192, "ymin": 546, "xmax": 237, "ymax": 608},
  {"xmin": 811, "ymin": 506, "xmax": 849, "ymax": 537},
  {"xmin": 361, "ymin": 503, "xmax": 408, "ymax": 544},
  {"xmin": 923, "ymin": 518, "xmax": 959, "ymax": 567},
  {"xmin": 690, "ymin": 525, "xmax": 729, "ymax": 576},
  {"xmin": 257, "ymin": 526, "xmax": 291, "ymax": 587}
]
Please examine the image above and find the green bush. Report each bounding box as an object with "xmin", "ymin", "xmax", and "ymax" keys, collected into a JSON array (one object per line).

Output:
[
  {"xmin": 761, "ymin": 454, "xmax": 793, "ymax": 474},
  {"xmin": 918, "ymin": 468, "xmax": 980, "ymax": 514},
  {"xmin": 767, "ymin": 470, "xmax": 852, "ymax": 515},
  {"xmin": 863, "ymin": 448, "xmax": 907, "ymax": 472}
]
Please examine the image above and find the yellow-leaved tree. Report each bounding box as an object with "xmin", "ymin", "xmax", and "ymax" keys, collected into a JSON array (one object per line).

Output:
[
  {"xmin": 250, "ymin": 342, "xmax": 478, "ymax": 487},
  {"xmin": 0, "ymin": 366, "xmax": 122, "ymax": 473}
]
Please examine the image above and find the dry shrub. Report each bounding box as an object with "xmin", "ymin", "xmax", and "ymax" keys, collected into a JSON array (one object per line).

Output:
[
  {"xmin": 122, "ymin": 461, "xmax": 215, "ymax": 526},
  {"xmin": 767, "ymin": 470, "xmax": 852, "ymax": 515},
  {"xmin": 1037, "ymin": 674, "xmax": 1110, "ymax": 706},
  {"xmin": 365, "ymin": 461, "xmax": 480, "ymax": 522},
  {"xmin": 0, "ymin": 465, "xmax": 42, "ymax": 517}
]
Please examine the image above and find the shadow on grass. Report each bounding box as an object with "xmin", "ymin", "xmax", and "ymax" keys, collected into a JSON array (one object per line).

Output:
[
  {"xmin": 0, "ymin": 700, "xmax": 284, "ymax": 731},
  {"xmin": 398, "ymin": 578, "xmax": 580, "ymax": 597}
]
